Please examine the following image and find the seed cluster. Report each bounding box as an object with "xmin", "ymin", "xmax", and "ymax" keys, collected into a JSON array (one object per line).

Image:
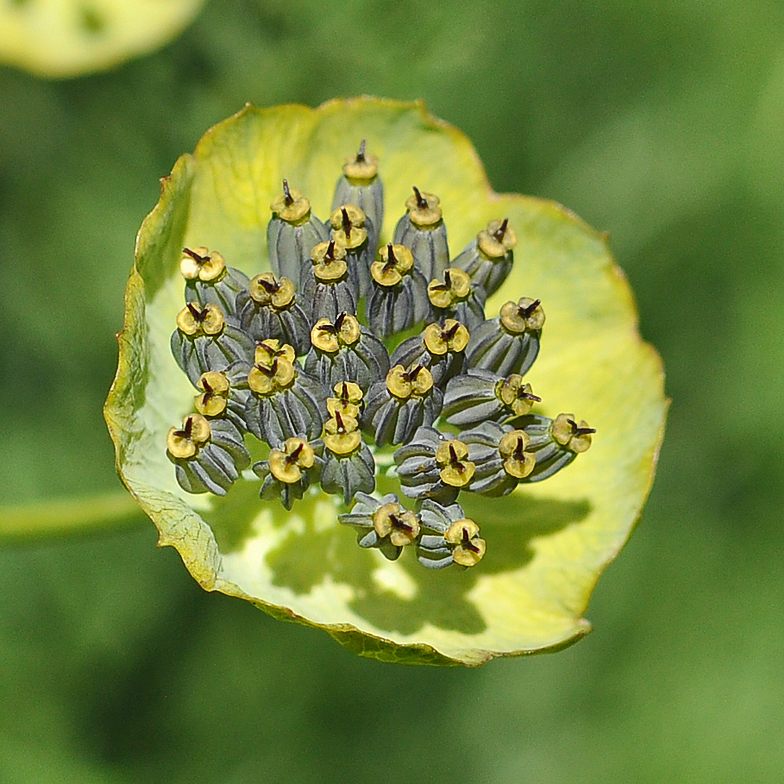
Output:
[{"xmin": 167, "ymin": 142, "xmax": 595, "ymax": 570}]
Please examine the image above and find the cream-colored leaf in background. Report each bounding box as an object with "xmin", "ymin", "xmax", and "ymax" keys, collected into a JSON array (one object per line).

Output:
[{"xmin": 0, "ymin": 0, "xmax": 206, "ymax": 78}]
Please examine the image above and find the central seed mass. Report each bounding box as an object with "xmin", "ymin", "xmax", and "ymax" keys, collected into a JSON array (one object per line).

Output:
[{"xmin": 166, "ymin": 142, "xmax": 594, "ymax": 570}]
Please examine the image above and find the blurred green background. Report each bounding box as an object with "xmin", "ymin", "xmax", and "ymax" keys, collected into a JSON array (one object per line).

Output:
[{"xmin": 1, "ymin": 0, "xmax": 782, "ymax": 781}]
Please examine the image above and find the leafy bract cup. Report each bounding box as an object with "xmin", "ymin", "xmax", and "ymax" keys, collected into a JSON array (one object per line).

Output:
[{"xmin": 104, "ymin": 98, "xmax": 666, "ymax": 666}]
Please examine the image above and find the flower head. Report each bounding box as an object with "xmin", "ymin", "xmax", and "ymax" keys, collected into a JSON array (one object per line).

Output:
[
  {"xmin": 165, "ymin": 148, "xmax": 594, "ymax": 520},
  {"xmin": 167, "ymin": 132, "xmax": 600, "ymax": 603},
  {"xmin": 105, "ymin": 99, "xmax": 666, "ymax": 666}
]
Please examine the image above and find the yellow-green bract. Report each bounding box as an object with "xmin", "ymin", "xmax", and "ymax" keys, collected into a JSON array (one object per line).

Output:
[{"xmin": 104, "ymin": 97, "xmax": 667, "ymax": 666}]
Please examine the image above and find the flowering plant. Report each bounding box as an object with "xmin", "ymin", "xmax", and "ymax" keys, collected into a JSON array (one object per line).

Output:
[{"xmin": 105, "ymin": 98, "xmax": 666, "ymax": 665}]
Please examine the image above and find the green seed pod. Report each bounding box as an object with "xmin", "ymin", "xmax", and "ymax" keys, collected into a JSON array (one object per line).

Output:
[
  {"xmin": 393, "ymin": 186, "xmax": 449, "ymax": 282},
  {"xmin": 460, "ymin": 421, "xmax": 536, "ymax": 497},
  {"xmin": 394, "ymin": 426, "xmax": 475, "ymax": 505},
  {"xmin": 244, "ymin": 353, "xmax": 327, "ymax": 445},
  {"xmin": 167, "ymin": 414, "xmax": 251, "ymax": 496},
  {"xmin": 362, "ymin": 363, "xmax": 443, "ymax": 447},
  {"xmin": 253, "ymin": 437, "xmax": 324, "ymax": 510},
  {"xmin": 339, "ymin": 492, "xmax": 420, "ymax": 561},
  {"xmin": 170, "ymin": 302, "xmax": 255, "ymax": 386},
  {"xmin": 329, "ymin": 204, "xmax": 375, "ymax": 298},
  {"xmin": 366, "ymin": 243, "xmax": 430, "ymax": 339},
  {"xmin": 300, "ymin": 240, "xmax": 359, "ymax": 325},
  {"xmin": 193, "ymin": 366, "xmax": 251, "ymax": 433},
  {"xmin": 466, "ymin": 297, "xmax": 545, "ymax": 377},
  {"xmin": 319, "ymin": 413, "xmax": 376, "ymax": 505},
  {"xmin": 451, "ymin": 219, "xmax": 516, "ymax": 297},
  {"xmin": 267, "ymin": 180, "xmax": 329, "ymax": 284},
  {"xmin": 237, "ymin": 273, "xmax": 311, "ymax": 355},
  {"xmin": 331, "ymin": 140, "xmax": 384, "ymax": 253},
  {"xmin": 181, "ymin": 246, "xmax": 250, "ymax": 319},
  {"xmin": 416, "ymin": 499, "xmax": 486, "ymax": 569},
  {"xmin": 391, "ymin": 319, "xmax": 470, "ymax": 388},
  {"xmin": 426, "ymin": 268, "xmax": 487, "ymax": 330},
  {"xmin": 508, "ymin": 413, "xmax": 595, "ymax": 482},
  {"xmin": 441, "ymin": 369, "xmax": 541, "ymax": 428},
  {"xmin": 326, "ymin": 380, "xmax": 365, "ymax": 420},
  {"xmin": 304, "ymin": 312, "xmax": 390, "ymax": 392}
]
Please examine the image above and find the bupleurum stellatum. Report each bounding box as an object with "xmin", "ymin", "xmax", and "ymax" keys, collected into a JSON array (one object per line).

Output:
[{"xmin": 166, "ymin": 142, "xmax": 595, "ymax": 571}]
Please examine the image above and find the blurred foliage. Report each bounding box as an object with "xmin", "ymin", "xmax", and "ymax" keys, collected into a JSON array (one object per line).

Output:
[
  {"xmin": 0, "ymin": 0, "xmax": 782, "ymax": 781},
  {"xmin": 0, "ymin": 0, "xmax": 206, "ymax": 78}
]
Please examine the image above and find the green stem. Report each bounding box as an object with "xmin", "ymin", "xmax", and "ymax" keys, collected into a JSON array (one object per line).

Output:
[{"xmin": 0, "ymin": 491, "xmax": 144, "ymax": 541}]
